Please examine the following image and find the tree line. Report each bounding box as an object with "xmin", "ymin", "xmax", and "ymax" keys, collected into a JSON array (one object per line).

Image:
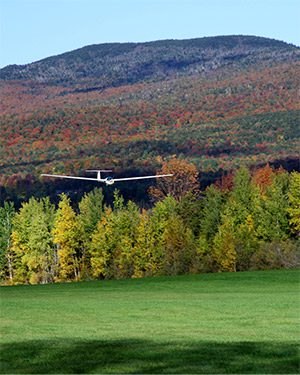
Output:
[{"xmin": 0, "ymin": 162, "xmax": 299, "ymax": 285}]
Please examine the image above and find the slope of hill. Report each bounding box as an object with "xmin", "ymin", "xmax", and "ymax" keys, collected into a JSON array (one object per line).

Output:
[
  {"xmin": 1, "ymin": 35, "xmax": 299, "ymax": 87},
  {"xmin": 0, "ymin": 35, "xmax": 299, "ymax": 202}
]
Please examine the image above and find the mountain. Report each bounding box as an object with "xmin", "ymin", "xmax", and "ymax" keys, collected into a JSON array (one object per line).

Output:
[
  {"xmin": 0, "ymin": 35, "xmax": 299, "ymax": 204},
  {"xmin": 1, "ymin": 35, "xmax": 299, "ymax": 87}
]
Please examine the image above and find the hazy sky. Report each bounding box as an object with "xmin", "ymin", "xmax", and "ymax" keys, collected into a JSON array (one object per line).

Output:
[{"xmin": 0, "ymin": 0, "xmax": 299, "ymax": 68}]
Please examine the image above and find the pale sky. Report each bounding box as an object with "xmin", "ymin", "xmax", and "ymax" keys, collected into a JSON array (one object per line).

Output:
[{"xmin": 0, "ymin": 0, "xmax": 299, "ymax": 68}]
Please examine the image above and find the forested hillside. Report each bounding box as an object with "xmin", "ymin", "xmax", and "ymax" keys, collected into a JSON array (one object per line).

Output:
[{"xmin": 0, "ymin": 35, "xmax": 299, "ymax": 204}]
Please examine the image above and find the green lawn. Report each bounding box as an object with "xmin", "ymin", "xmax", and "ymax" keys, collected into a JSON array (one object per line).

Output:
[{"xmin": 0, "ymin": 270, "xmax": 299, "ymax": 374}]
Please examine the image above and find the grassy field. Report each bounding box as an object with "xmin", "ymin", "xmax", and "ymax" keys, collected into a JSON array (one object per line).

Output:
[{"xmin": 0, "ymin": 269, "xmax": 299, "ymax": 374}]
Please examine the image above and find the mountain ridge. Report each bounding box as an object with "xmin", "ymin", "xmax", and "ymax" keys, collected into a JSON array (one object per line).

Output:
[{"xmin": 1, "ymin": 35, "xmax": 299, "ymax": 87}]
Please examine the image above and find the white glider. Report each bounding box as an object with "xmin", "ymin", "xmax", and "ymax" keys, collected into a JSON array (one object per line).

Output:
[{"xmin": 41, "ymin": 169, "xmax": 173, "ymax": 186}]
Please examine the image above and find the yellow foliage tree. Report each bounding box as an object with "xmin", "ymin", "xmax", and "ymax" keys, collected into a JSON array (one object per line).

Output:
[
  {"xmin": 132, "ymin": 209, "xmax": 164, "ymax": 278},
  {"xmin": 287, "ymin": 172, "xmax": 300, "ymax": 237},
  {"xmin": 90, "ymin": 193, "xmax": 140, "ymax": 279},
  {"xmin": 52, "ymin": 194, "xmax": 81, "ymax": 281},
  {"xmin": 212, "ymin": 216, "xmax": 237, "ymax": 272},
  {"xmin": 162, "ymin": 214, "xmax": 196, "ymax": 275},
  {"xmin": 90, "ymin": 211, "xmax": 113, "ymax": 279}
]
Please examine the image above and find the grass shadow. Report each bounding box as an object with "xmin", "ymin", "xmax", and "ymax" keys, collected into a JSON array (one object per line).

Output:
[{"xmin": 1, "ymin": 339, "xmax": 299, "ymax": 374}]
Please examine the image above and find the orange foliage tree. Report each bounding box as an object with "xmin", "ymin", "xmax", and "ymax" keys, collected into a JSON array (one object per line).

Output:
[
  {"xmin": 252, "ymin": 163, "xmax": 275, "ymax": 194},
  {"xmin": 149, "ymin": 158, "xmax": 199, "ymax": 201}
]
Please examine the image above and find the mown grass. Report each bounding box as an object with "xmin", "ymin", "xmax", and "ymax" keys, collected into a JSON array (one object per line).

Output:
[{"xmin": 0, "ymin": 269, "xmax": 299, "ymax": 373}]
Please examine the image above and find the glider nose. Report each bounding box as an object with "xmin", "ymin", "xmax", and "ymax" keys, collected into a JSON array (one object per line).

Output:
[{"xmin": 105, "ymin": 177, "xmax": 115, "ymax": 185}]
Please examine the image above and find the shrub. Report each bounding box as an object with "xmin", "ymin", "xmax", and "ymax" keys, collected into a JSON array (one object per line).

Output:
[{"xmin": 250, "ymin": 240, "xmax": 300, "ymax": 270}]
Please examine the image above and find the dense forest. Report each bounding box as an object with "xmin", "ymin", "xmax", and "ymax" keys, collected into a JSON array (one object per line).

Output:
[
  {"xmin": 0, "ymin": 163, "xmax": 299, "ymax": 285},
  {"xmin": 0, "ymin": 35, "xmax": 299, "ymax": 205}
]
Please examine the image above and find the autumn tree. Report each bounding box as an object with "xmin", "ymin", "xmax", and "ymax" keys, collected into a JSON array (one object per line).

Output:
[
  {"xmin": 234, "ymin": 214, "xmax": 258, "ymax": 271},
  {"xmin": 212, "ymin": 215, "xmax": 237, "ymax": 272},
  {"xmin": 0, "ymin": 202, "xmax": 15, "ymax": 281},
  {"xmin": 10, "ymin": 197, "xmax": 55, "ymax": 284},
  {"xmin": 287, "ymin": 172, "xmax": 300, "ymax": 237},
  {"xmin": 132, "ymin": 209, "xmax": 153, "ymax": 278},
  {"xmin": 214, "ymin": 172, "xmax": 234, "ymax": 193},
  {"xmin": 224, "ymin": 167, "xmax": 261, "ymax": 269},
  {"xmin": 89, "ymin": 208, "xmax": 113, "ymax": 279},
  {"xmin": 197, "ymin": 185, "xmax": 224, "ymax": 272},
  {"xmin": 208, "ymin": 167, "xmax": 260, "ymax": 271},
  {"xmin": 229, "ymin": 166, "xmax": 258, "ymax": 226},
  {"xmin": 254, "ymin": 171, "xmax": 290, "ymax": 241},
  {"xmin": 90, "ymin": 191, "xmax": 140, "ymax": 279},
  {"xmin": 78, "ymin": 188, "xmax": 105, "ymax": 238},
  {"xmin": 199, "ymin": 186, "xmax": 224, "ymax": 246},
  {"xmin": 77, "ymin": 188, "xmax": 105, "ymax": 276},
  {"xmin": 132, "ymin": 209, "xmax": 164, "ymax": 278},
  {"xmin": 252, "ymin": 163, "xmax": 275, "ymax": 195},
  {"xmin": 162, "ymin": 214, "xmax": 196, "ymax": 275},
  {"xmin": 133, "ymin": 196, "xmax": 182, "ymax": 278},
  {"xmin": 149, "ymin": 157, "xmax": 199, "ymax": 201},
  {"xmin": 25, "ymin": 202, "xmax": 56, "ymax": 284},
  {"xmin": 176, "ymin": 192, "xmax": 202, "ymax": 236},
  {"xmin": 52, "ymin": 194, "xmax": 81, "ymax": 281}
]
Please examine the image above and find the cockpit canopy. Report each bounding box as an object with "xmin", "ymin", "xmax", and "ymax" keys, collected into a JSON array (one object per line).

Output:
[{"xmin": 105, "ymin": 176, "xmax": 115, "ymax": 185}]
